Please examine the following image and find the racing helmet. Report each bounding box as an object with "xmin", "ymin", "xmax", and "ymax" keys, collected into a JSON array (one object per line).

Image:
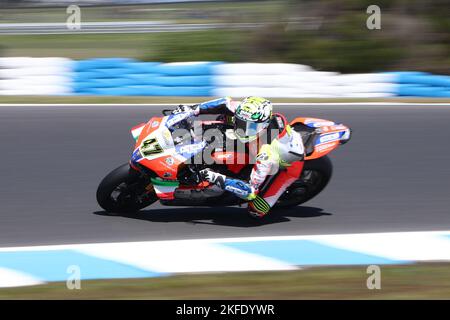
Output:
[{"xmin": 234, "ymin": 96, "xmax": 273, "ymax": 143}]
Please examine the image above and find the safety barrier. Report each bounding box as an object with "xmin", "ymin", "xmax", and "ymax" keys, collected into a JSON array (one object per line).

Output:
[
  {"xmin": 0, "ymin": 57, "xmax": 449, "ymax": 97},
  {"xmin": 0, "ymin": 57, "xmax": 72, "ymax": 95},
  {"xmin": 389, "ymin": 72, "xmax": 450, "ymax": 98},
  {"xmin": 72, "ymin": 58, "xmax": 216, "ymax": 96}
]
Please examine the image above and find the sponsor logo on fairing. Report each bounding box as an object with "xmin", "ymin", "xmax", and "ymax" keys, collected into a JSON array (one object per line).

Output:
[
  {"xmin": 165, "ymin": 157, "xmax": 174, "ymax": 165},
  {"xmin": 319, "ymin": 132, "xmax": 341, "ymax": 144},
  {"xmin": 215, "ymin": 153, "xmax": 232, "ymax": 160},
  {"xmin": 315, "ymin": 142, "xmax": 336, "ymax": 152},
  {"xmin": 225, "ymin": 185, "xmax": 248, "ymax": 196},
  {"xmin": 305, "ymin": 119, "xmax": 335, "ymax": 128},
  {"xmin": 165, "ymin": 113, "xmax": 187, "ymax": 128},
  {"xmin": 177, "ymin": 141, "xmax": 206, "ymax": 155},
  {"xmin": 224, "ymin": 180, "xmax": 251, "ymax": 197},
  {"xmin": 332, "ymin": 124, "xmax": 347, "ymax": 130}
]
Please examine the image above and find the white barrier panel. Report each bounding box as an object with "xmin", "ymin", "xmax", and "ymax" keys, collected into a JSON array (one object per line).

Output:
[
  {"xmin": 213, "ymin": 63, "xmax": 312, "ymax": 75},
  {"xmin": 335, "ymin": 73, "xmax": 397, "ymax": 84},
  {"xmin": 285, "ymin": 72, "xmax": 340, "ymax": 86},
  {"xmin": 213, "ymin": 63, "xmax": 399, "ymax": 98},
  {"xmin": 0, "ymin": 76, "xmax": 72, "ymax": 88},
  {"xmin": 340, "ymin": 92, "xmax": 396, "ymax": 98},
  {"xmin": 213, "ymin": 87, "xmax": 341, "ymax": 98},
  {"xmin": 213, "ymin": 72, "xmax": 339, "ymax": 88},
  {"xmin": 214, "ymin": 84, "xmax": 397, "ymax": 98},
  {"xmin": 0, "ymin": 86, "xmax": 72, "ymax": 95},
  {"xmin": 213, "ymin": 87, "xmax": 292, "ymax": 98},
  {"xmin": 0, "ymin": 57, "xmax": 72, "ymax": 69},
  {"xmin": 0, "ymin": 57, "xmax": 72, "ymax": 95},
  {"xmin": 337, "ymin": 83, "xmax": 397, "ymax": 94},
  {"xmin": 0, "ymin": 67, "xmax": 72, "ymax": 78}
]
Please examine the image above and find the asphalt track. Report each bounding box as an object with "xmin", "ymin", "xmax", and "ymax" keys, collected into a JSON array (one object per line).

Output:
[{"xmin": 1, "ymin": 104, "xmax": 450, "ymax": 247}]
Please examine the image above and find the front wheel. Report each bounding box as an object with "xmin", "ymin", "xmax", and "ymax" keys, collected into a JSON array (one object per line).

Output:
[
  {"xmin": 96, "ymin": 163, "xmax": 157, "ymax": 213},
  {"xmin": 276, "ymin": 156, "xmax": 333, "ymax": 208}
]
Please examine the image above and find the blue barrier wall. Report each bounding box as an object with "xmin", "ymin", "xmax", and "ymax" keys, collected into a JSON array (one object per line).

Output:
[
  {"xmin": 388, "ymin": 72, "xmax": 450, "ymax": 97},
  {"xmin": 71, "ymin": 58, "xmax": 219, "ymax": 96}
]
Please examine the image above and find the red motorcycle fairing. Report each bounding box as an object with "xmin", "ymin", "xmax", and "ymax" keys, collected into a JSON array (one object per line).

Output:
[
  {"xmin": 211, "ymin": 151, "xmax": 250, "ymax": 174},
  {"xmin": 130, "ymin": 116, "xmax": 182, "ymax": 181},
  {"xmin": 289, "ymin": 117, "xmax": 351, "ymax": 160}
]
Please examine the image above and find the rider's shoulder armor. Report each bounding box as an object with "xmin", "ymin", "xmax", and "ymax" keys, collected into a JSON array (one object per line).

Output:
[{"xmin": 269, "ymin": 125, "xmax": 305, "ymax": 166}]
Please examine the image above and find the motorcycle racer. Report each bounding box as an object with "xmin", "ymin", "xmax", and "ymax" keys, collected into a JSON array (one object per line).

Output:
[{"xmin": 167, "ymin": 96, "xmax": 305, "ymax": 218}]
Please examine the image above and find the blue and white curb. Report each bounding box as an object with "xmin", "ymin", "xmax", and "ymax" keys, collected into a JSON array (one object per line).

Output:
[{"xmin": 1, "ymin": 230, "xmax": 450, "ymax": 288}]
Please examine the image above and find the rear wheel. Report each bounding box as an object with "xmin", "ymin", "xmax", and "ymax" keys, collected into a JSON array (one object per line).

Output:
[
  {"xmin": 276, "ymin": 156, "xmax": 333, "ymax": 208},
  {"xmin": 96, "ymin": 163, "xmax": 157, "ymax": 213}
]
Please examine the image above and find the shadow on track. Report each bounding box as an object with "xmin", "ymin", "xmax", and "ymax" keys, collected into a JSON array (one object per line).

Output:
[{"xmin": 93, "ymin": 206, "xmax": 332, "ymax": 228}]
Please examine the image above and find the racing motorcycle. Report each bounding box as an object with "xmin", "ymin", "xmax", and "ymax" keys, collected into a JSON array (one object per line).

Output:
[{"xmin": 96, "ymin": 109, "xmax": 351, "ymax": 214}]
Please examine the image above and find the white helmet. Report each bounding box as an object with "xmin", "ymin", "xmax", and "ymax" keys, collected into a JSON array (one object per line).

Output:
[{"xmin": 234, "ymin": 96, "xmax": 273, "ymax": 143}]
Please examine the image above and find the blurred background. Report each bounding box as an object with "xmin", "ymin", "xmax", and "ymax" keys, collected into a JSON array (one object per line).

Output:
[
  {"xmin": 1, "ymin": 0, "xmax": 449, "ymax": 74},
  {"xmin": 1, "ymin": 1, "xmax": 450, "ymax": 299}
]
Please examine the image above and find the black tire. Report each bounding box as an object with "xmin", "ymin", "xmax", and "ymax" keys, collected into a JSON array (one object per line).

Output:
[
  {"xmin": 96, "ymin": 163, "xmax": 157, "ymax": 213},
  {"xmin": 276, "ymin": 155, "xmax": 333, "ymax": 208}
]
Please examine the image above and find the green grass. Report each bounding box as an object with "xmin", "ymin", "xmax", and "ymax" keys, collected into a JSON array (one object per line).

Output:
[
  {"xmin": 1, "ymin": 263, "xmax": 450, "ymax": 299},
  {"xmin": 0, "ymin": 27, "xmax": 254, "ymax": 61},
  {"xmin": 0, "ymin": 30, "xmax": 249, "ymax": 60},
  {"xmin": 0, "ymin": 1, "xmax": 283, "ymax": 24},
  {"xmin": 0, "ymin": 33, "xmax": 158, "ymax": 59}
]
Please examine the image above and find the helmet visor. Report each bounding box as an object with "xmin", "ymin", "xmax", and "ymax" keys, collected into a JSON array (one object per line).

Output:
[{"xmin": 234, "ymin": 117, "xmax": 267, "ymax": 141}]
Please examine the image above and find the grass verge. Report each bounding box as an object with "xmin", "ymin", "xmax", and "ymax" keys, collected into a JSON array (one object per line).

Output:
[
  {"xmin": 0, "ymin": 1, "xmax": 281, "ymax": 24},
  {"xmin": 1, "ymin": 263, "xmax": 450, "ymax": 299}
]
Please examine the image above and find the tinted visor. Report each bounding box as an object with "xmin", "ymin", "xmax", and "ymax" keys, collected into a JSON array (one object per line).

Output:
[{"xmin": 234, "ymin": 117, "xmax": 267, "ymax": 140}]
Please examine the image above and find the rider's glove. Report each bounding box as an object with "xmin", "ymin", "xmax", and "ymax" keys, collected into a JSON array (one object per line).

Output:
[
  {"xmin": 172, "ymin": 104, "xmax": 200, "ymax": 116},
  {"xmin": 200, "ymin": 169, "xmax": 226, "ymax": 188},
  {"xmin": 166, "ymin": 104, "xmax": 200, "ymax": 129}
]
